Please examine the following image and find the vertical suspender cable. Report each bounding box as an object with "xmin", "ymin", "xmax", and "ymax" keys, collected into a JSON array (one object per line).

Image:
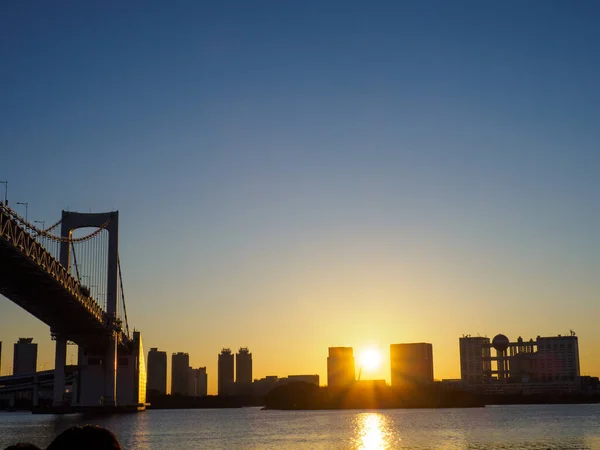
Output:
[
  {"xmin": 96, "ymin": 231, "xmax": 101, "ymax": 308},
  {"xmin": 98, "ymin": 231, "xmax": 102, "ymax": 308},
  {"xmin": 117, "ymin": 254, "xmax": 130, "ymax": 339},
  {"xmin": 93, "ymin": 232, "xmax": 97, "ymax": 303},
  {"xmin": 94, "ymin": 230, "xmax": 98, "ymax": 305},
  {"xmin": 102, "ymin": 230, "xmax": 107, "ymax": 311},
  {"xmin": 102, "ymin": 231, "xmax": 108, "ymax": 312},
  {"xmin": 101, "ymin": 230, "xmax": 105, "ymax": 310},
  {"xmin": 71, "ymin": 241, "xmax": 80, "ymax": 282}
]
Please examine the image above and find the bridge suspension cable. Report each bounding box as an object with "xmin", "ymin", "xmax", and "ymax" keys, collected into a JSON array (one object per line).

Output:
[
  {"xmin": 0, "ymin": 203, "xmax": 110, "ymax": 243},
  {"xmin": 117, "ymin": 254, "xmax": 130, "ymax": 339},
  {"xmin": 71, "ymin": 241, "xmax": 81, "ymax": 282},
  {"xmin": 71, "ymin": 227, "xmax": 110, "ymax": 311},
  {"xmin": 0, "ymin": 205, "xmax": 105, "ymax": 327},
  {"xmin": 33, "ymin": 218, "xmax": 62, "ymax": 235},
  {"xmin": 2, "ymin": 203, "xmax": 131, "ymax": 338}
]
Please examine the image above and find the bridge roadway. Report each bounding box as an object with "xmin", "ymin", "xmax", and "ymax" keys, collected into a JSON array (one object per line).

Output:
[
  {"xmin": 0, "ymin": 367, "xmax": 76, "ymax": 394},
  {"xmin": 0, "ymin": 205, "xmax": 117, "ymax": 354}
]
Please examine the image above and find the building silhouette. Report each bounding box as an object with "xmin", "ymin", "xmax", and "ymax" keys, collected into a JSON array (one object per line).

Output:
[
  {"xmin": 287, "ymin": 374, "xmax": 319, "ymax": 385},
  {"xmin": 459, "ymin": 336, "xmax": 491, "ymax": 384},
  {"xmin": 147, "ymin": 347, "xmax": 167, "ymax": 395},
  {"xmin": 253, "ymin": 374, "xmax": 320, "ymax": 397},
  {"xmin": 236, "ymin": 347, "xmax": 252, "ymax": 384},
  {"xmin": 253, "ymin": 375, "xmax": 280, "ymax": 397},
  {"xmin": 171, "ymin": 352, "xmax": 189, "ymax": 395},
  {"xmin": 390, "ymin": 343, "xmax": 433, "ymax": 387},
  {"xmin": 327, "ymin": 347, "xmax": 355, "ymax": 388},
  {"xmin": 218, "ymin": 348, "xmax": 234, "ymax": 396},
  {"xmin": 13, "ymin": 338, "xmax": 37, "ymax": 375},
  {"xmin": 459, "ymin": 332, "xmax": 581, "ymax": 393},
  {"xmin": 188, "ymin": 366, "xmax": 208, "ymax": 397},
  {"xmin": 536, "ymin": 335, "xmax": 580, "ymax": 382}
]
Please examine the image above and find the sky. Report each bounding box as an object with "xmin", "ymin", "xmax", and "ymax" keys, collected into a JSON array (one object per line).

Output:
[{"xmin": 1, "ymin": 1, "xmax": 599, "ymax": 394}]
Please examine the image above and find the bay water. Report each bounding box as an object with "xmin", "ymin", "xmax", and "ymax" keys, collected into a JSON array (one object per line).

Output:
[{"xmin": 2, "ymin": 404, "xmax": 600, "ymax": 449}]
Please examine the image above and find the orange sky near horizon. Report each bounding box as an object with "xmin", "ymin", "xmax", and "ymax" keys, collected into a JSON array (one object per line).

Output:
[{"xmin": 2, "ymin": 291, "xmax": 599, "ymax": 396}]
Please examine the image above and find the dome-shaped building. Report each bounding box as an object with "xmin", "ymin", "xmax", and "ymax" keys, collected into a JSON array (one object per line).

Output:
[{"xmin": 492, "ymin": 334, "xmax": 510, "ymax": 352}]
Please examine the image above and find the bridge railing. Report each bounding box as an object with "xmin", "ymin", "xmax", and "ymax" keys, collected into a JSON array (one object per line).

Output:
[{"xmin": 0, "ymin": 204, "xmax": 104, "ymax": 325}]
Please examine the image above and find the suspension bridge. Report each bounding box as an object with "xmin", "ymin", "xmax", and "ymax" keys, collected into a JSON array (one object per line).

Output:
[{"xmin": 0, "ymin": 202, "xmax": 146, "ymax": 412}]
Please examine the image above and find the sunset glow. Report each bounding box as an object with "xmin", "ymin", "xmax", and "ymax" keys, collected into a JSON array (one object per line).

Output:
[{"xmin": 359, "ymin": 347, "xmax": 383, "ymax": 372}]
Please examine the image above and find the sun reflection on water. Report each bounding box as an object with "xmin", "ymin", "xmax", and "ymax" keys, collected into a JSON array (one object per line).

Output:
[{"xmin": 354, "ymin": 413, "xmax": 395, "ymax": 449}]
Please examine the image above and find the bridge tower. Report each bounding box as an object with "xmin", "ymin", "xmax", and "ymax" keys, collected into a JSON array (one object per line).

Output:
[{"xmin": 53, "ymin": 211, "xmax": 119, "ymax": 407}]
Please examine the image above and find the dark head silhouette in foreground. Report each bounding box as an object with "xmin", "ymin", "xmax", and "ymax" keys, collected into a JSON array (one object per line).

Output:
[
  {"xmin": 46, "ymin": 425, "xmax": 122, "ymax": 450},
  {"xmin": 4, "ymin": 425, "xmax": 122, "ymax": 450},
  {"xmin": 4, "ymin": 444, "xmax": 42, "ymax": 450}
]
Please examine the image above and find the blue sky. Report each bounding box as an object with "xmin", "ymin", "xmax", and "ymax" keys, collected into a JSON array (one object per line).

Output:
[{"xmin": 1, "ymin": 1, "xmax": 599, "ymax": 392}]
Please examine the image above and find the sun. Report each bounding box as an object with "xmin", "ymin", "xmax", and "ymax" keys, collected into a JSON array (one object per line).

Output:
[{"xmin": 358, "ymin": 347, "xmax": 383, "ymax": 372}]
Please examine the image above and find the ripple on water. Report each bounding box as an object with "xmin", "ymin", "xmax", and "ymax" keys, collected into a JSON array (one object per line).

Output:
[{"xmin": 1, "ymin": 404, "xmax": 600, "ymax": 449}]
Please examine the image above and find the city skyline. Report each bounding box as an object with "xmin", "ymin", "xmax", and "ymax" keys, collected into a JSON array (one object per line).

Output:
[
  {"xmin": 2, "ymin": 1, "xmax": 600, "ymax": 396},
  {"xmin": 0, "ymin": 329, "xmax": 591, "ymax": 395}
]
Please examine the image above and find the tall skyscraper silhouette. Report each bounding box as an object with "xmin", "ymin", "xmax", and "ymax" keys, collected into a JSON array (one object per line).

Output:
[
  {"xmin": 327, "ymin": 347, "xmax": 355, "ymax": 388},
  {"xmin": 218, "ymin": 348, "xmax": 234, "ymax": 396},
  {"xmin": 13, "ymin": 338, "xmax": 37, "ymax": 375},
  {"xmin": 236, "ymin": 347, "xmax": 252, "ymax": 395},
  {"xmin": 147, "ymin": 348, "xmax": 167, "ymax": 395},
  {"xmin": 188, "ymin": 366, "xmax": 208, "ymax": 397},
  {"xmin": 171, "ymin": 352, "xmax": 189, "ymax": 395},
  {"xmin": 236, "ymin": 347, "xmax": 252, "ymax": 384},
  {"xmin": 390, "ymin": 343, "xmax": 434, "ymax": 387}
]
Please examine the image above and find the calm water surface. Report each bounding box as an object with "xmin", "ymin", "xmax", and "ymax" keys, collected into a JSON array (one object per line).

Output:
[{"xmin": 1, "ymin": 404, "xmax": 600, "ymax": 449}]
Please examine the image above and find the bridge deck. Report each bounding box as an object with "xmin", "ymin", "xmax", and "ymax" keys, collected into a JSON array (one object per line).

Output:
[{"xmin": 0, "ymin": 228, "xmax": 112, "ymax": 354}]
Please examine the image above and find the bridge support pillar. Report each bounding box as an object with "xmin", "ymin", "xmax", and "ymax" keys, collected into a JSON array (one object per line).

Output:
[
  {"xmin": 104, "ymin": 331, "xmax": 117, "ymax": 406},
  {"xmin": 33, "ymin": 374, "xmax": 39, "ymax": 407},
  {"xmin": 53, "ymin": 336, "xmax": 67, "ymax": 407}
]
